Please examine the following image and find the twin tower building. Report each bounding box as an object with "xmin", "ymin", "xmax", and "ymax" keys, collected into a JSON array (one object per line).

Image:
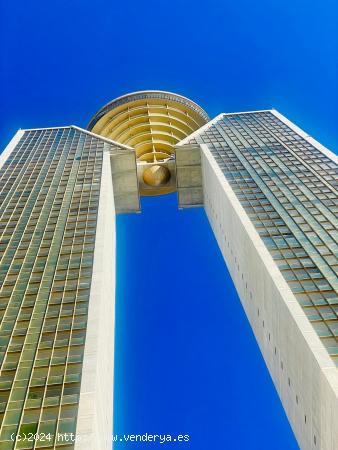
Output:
[{"xmin": 0, "ymin": 91, "xmax": 337, "ymax": 449}]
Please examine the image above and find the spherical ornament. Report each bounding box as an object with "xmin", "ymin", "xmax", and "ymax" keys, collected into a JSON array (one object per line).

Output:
[{"xmin": 142, "ymin": 165, "xmax": 171, "ymax": 187}]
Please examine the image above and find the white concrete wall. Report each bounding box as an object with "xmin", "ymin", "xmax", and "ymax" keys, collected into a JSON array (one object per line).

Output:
[
  {"xmin": 0, "ymin": 130, "xmax": 25, "ymax": 169},
  {"xmin": 200, "ymin": 144, "xmax": 338, "ymax": 450},
  {"xmin": 75, "ymin": 150, "xmax": 116, "ymax": 449}
]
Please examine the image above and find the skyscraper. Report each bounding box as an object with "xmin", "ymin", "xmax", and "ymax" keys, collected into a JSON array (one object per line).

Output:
[
  {"xmin": 0, "ymin": 91, "xmax": 337, "ymax": 449},
  {"xmin": 176, "ymin": 110, "xmax": 338, "ymax": 450}
]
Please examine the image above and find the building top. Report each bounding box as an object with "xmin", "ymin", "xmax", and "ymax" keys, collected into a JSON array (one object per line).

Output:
[{"xmin": 87, "ymin": 90, "xmax": 209, "ymax": 196}]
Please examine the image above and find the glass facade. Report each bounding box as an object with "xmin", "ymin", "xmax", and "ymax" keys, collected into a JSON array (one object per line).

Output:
[
  {"xmin": 0, "ymin": 127, "xmax": 109, "ymax": 449},
  {"xmin": 186, "ymin": 111, "xmax": 338, "ymax": 366}
]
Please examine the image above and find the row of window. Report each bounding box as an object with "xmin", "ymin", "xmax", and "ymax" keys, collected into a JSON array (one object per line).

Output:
[{"xmin": 0, "ymin": 127, "xmax": 108, "ymax": 446}]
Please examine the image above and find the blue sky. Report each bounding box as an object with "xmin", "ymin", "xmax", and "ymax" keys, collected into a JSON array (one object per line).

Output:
[{"xmin": 1, "ymin": 1, "xmax": 337, "ymax": 448}]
